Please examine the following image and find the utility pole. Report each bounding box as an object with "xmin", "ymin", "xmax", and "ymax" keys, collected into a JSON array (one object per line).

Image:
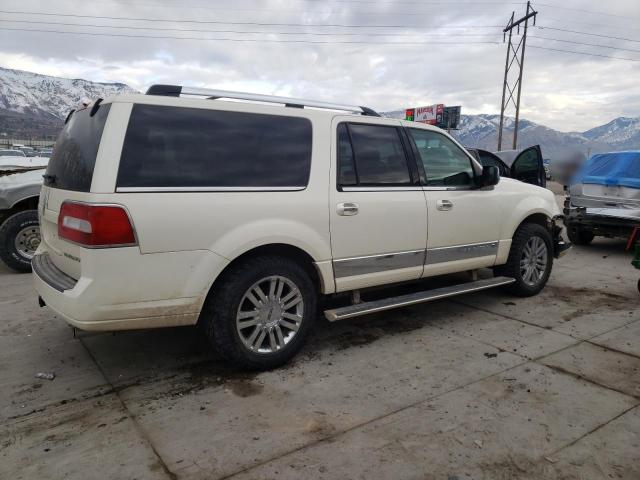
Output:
[{"xmin": 497, "ymin": 1, "xmax": 537, "ymax": 150}]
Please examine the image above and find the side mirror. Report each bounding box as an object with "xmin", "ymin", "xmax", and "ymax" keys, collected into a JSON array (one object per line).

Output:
[{"xmin": 477, "ymin": 165, "xmax": 500, "ymax": 188}]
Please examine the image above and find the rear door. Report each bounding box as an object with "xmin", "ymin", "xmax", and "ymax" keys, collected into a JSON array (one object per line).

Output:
[
  {"xmin": 329, "ymin": 118, "xmax": 428, "ymax": 291},
  {"xmin": 511, "ymin": 145, "xmax": 546, "ymax": 187}
]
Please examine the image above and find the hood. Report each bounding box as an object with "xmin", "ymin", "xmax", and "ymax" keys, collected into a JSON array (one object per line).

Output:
[{"xmin": 0, "ymin": 168, "xmax": 45, "ymax": 210}]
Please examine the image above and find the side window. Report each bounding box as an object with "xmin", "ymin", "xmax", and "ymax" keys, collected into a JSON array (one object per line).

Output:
[
  {"xmin": 117, "ymin": 105, "xmax": 312, "ymax": 188},
  {"xmin": 409, "ymin": 129, "xmax": 475, "ymax": 187},
  {"xmin": 337, "ymin": 123, "xmax": 357, "ymax": 186},
  {"xmin": 337, "ymin": 123, "xmax": 412, "ymax": 187},
  {"xmin": 512, "ymin": 149, "xmax": 539, "ymax": 178}
]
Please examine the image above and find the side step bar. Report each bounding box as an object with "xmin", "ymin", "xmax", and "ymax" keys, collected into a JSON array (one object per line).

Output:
[{"xmin": 324, "ymin": 276, "xmax": 515, "ymax": 322}]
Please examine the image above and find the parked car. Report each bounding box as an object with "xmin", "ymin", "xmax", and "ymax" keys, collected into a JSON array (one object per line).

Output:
[
  {"xmin": 565, "ymin": 151, "xmax": 640, "ymax": 245},
  {"xmin": 466, "ymin": 146, "xmax": 546, "ymax": 187},
  {"xmin": 33, "ymin": 87, "xmax": 569, "ymax": 370},
  {"xmin": 0, "ymin": 149, "xmax": 27, "ymax": 157},
  {"xmin": 0, "ymin": 168, "xmax": 43, "ymax": 272}
]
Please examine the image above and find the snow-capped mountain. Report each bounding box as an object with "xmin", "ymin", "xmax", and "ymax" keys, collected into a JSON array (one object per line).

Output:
[
  {"xmin": 0, "ymin": 66, "xmax": 137, "ymax": 120},
  {"xmin": 582, "ymin": 117, "xmax": 640, "ymax": 150}
]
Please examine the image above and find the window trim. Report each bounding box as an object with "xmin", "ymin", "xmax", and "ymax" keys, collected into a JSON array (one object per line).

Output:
[
  {"xmin": 336, "ymin": 121, "xmax": 420, "ymax": 191},
  {"xmin": 406, "ymin": 127, "xmax": 479, "ymax": 190}
]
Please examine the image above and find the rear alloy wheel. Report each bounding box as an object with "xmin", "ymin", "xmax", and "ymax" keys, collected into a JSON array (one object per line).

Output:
[
  {"xmin": 496, "ymin": 223, "xmax": 553, "ymax": 297},
  {"xmin": 202, "ymin": 255, "xmax": 316, "ymax": 370},
  {"xmin": 0, "ymin": 210, "xmax": 40, "ymax": 273},
  {"xmin": 236, "ymin": 275, "xmax": 304, "ymax": 354}
]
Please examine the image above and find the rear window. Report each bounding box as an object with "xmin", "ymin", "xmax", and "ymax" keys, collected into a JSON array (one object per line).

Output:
[
  {"xmin": 116, "ymin": 105, "xmax": 313, "ymax": 189},
  {"xmin": 45, "ymin": 104, "xmax": 111, "ymax": 192}
]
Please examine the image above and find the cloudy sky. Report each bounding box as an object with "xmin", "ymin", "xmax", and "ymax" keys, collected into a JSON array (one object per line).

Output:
[{"xmin": 0, "ymin": 0, "xmax": 638, "ymax": 131}]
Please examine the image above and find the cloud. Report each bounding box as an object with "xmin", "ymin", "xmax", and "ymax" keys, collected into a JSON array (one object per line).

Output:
[{"xmin": 0, "ymin": 0, "xmax": 638, "ymax": 131}]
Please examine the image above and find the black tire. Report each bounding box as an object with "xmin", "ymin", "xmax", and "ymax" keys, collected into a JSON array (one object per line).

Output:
[
  {"xmin": 0, "ymin": 210, "xmax": 40, "ymax": 273},
  {"xmin": 495, "ymin": 223, "xmax": 553, "ymax": 297},
  {"xmin": 567, "ymin": 226, "xmax": 594, "ymax": 246},
  {"xmin": 200, "ymin": 255, "xmax": 317, "ymax": 370}
]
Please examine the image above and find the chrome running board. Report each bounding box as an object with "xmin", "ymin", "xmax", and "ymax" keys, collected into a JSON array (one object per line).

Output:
[{"xmin": 324, "ymin": 276, "xmax": 515, "ymax": 322}]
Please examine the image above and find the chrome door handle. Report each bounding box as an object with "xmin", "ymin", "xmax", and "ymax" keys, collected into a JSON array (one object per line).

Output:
[
  {"xmin": 436, "ymin": 199, "xmax": 453, "ymax": 211},
  {"xmin": 337, "ymin": 202, "xmax": 359, "ymax": 216}
]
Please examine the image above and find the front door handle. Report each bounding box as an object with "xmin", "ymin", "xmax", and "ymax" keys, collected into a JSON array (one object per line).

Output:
[
  {"xmin": 337, "ymin": 202, "xmax": 359, "ymax": 216},
  {"xmin": 436, "ymin": 199, "xmax": 453, "ymax": 211}
]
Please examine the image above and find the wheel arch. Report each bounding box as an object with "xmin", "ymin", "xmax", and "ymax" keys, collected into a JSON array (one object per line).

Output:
[
  {"xmin": 1, "ymin": 196, "xmax": 39, "ymax": 227},
  {"xmin": 200, "ymin": 243, "xmax": 331, "ymax": 312}
]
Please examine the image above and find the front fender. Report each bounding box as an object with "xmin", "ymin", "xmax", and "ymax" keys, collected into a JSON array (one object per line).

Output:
[{"xmin": 499, "ymin": 184, "xmax": 561, "ymax": 240}]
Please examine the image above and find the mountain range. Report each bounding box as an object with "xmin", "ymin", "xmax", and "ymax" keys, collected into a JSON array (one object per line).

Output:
[{"xmin": 0, "ymin": 66, "xmax": 638, "ymax": 158}]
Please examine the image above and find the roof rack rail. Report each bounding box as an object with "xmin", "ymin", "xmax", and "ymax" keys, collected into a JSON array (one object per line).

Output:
[{"xmin": 145, "ymin": 84, "xmax": 381, "ymax": 117}]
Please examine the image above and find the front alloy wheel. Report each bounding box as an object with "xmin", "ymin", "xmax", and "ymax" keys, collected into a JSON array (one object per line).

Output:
[
  {"xmin": 236, "ymin": 275, "xmax": 304, "ymax": 354},
  {"xmin": 520, "ymin": 236, "xmax": 548, "ymax": 287}
]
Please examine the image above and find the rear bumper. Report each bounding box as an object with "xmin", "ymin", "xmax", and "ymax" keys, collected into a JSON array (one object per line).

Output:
[{"xmin": 32, "ymin": 248, "xmax": 229, "ymax": 331}]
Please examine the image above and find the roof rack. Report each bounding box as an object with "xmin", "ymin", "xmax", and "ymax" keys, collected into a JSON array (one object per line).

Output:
[{"xmin": 145, "ymin": 84, "xmax": 381, "ymax": 117}]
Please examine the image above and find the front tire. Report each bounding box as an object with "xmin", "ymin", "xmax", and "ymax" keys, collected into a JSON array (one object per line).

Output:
[
  {"xmin": 567, "ymin": 225, "xmax": 594, "ymax": 245},
  {"xmin": 201, "ymin": 255, "xmax": 317, "ymax": 370},
  {"xmin": 496, "ymin": 223, "xmax": 553, "ymax": 297},
  {"xmin": 0, "ymin": 210, "xmax": 40, "ymax": 273}
]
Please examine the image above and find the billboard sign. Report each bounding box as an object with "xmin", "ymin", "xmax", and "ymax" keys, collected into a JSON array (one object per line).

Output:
[
  {"xmin": 413, "ymin": 104, "xmax": 444, "ymax": 125},
  {"xmin": 404, "ymin": 104, "xmax": 461, "ymax": 130}
]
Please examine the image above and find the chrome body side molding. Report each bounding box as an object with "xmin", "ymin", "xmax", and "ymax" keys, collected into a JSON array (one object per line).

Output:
[
  {"xmin": 332, "ymin": 250, "xmax": 425, "ymax": 278},
  {"xmin": 425, "ymin": 241, "xmax": 499, "ymax": 265}
]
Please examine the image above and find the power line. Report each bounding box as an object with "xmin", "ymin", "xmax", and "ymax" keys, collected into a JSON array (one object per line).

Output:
[
  {"xmin": 543, "ymin": 16, "xmax": 640, "ymax": 33},
  {"xmin": 530, "ymin": 35, "xmax": 640, "ymax": 54},
  {"xmin": 0, "ymin": 19, "xmax": 502, "ymax": 37},
  {"xmin": 0, "ymin": 26, "xmax": 502, "ymax": 45},
  {"xmin": 536, "ymin": 3, "xmax": 640, "ymax": 21},
  {"xmin": 16, "ymin": 0, "xmax": 524, "ymax": 17},
  {"xmin": 528, "ymin": 45, "xmax": 640, "ymax": 62},
  {"xmin": 535, "ymin": 26, "xmax": 640, "ymax": 44},
  {"xmin": 0, "ymin": 9, "xmax": 504, "ymax": 29}
]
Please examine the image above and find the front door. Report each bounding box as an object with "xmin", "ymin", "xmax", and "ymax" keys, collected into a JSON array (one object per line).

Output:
[
  {"xmin": 406, "ymin": 127, "xmax": 502, "ymax": 276},
  {"xmin": 329, "ymin": 118, "xmax": 428, "ymax": 291},
  {"xmin": 511, "ymin": 145, "xmax": 546, "ymax": 187}
]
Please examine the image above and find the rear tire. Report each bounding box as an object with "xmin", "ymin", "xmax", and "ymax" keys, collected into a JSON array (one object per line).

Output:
[
  {"xmin": 0, "ymin": 210, "xmax": 40, "ymax": 273},
  {"xmin": 567, "ymin": 225, "xmax": 594, "ymax": 245},
  {"xmin": 200, "ymin": 255, "xmax": 317, "ymax": 370},
  {"xmin": 496, "ymin": 223, "xmax": 553, "ymax": 297}
]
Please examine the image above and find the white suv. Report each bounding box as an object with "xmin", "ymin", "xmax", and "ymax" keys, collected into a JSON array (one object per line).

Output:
[{"xmin": 33, "ymin": 86, "xmax": 569, "ymax": 369}]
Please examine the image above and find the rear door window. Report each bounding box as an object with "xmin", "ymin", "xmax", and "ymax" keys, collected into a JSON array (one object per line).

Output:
[
  {"xmin": 337, "ymin": 123, "xmax": 413, "ymax": 187},
  {"xmin": 117, "ymin": 105, "xmax": 312, "ymax": 189},
  {"xmin": 45, "ymin": 104, "xmax": 111, "ymax": 192}
]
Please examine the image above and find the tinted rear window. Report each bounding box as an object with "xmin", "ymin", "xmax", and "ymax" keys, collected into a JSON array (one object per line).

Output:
[
  {"xmin": 45, "ymin": 104, "xmax": 111, "ymax": 191},
  {"xmin": 117, "ymin": 105, "xmax": 313, "ymax": 189}
]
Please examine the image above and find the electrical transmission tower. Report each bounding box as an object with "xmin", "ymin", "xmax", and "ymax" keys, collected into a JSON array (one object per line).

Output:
[{"xmin": 497, "ymin": 1, "xmax": 538, "ymax": 150}]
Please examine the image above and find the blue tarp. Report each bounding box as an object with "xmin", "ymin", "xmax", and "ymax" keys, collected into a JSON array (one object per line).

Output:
[{"xmin": 573, "ymin": 151, "xmax": 640, "ymax": 189}]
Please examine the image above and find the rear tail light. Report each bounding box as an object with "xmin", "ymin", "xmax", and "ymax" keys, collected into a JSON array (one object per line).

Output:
[{"xmin": 58, "ymin": 202, "xmax": 137, "ymax": 247}]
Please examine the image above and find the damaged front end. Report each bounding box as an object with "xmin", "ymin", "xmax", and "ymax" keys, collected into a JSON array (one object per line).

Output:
[{"xmin": 549, "ymin": 215, "xmax": 572, "ymax": 258}]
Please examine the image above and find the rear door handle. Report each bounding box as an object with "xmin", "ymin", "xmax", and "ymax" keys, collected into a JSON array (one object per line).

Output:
[
  {"xmin": 337, "ymin": 202, "xmax": 359, "ymax": 216},
  {"xmin": 436, "ymin": 199, "xmax": 453, "ymax": 211}
]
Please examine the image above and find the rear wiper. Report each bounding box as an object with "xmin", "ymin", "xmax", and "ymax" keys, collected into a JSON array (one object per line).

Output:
[{"xmin": 43, "ymin": 174, "xmax": 57, "ymax": 184}]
